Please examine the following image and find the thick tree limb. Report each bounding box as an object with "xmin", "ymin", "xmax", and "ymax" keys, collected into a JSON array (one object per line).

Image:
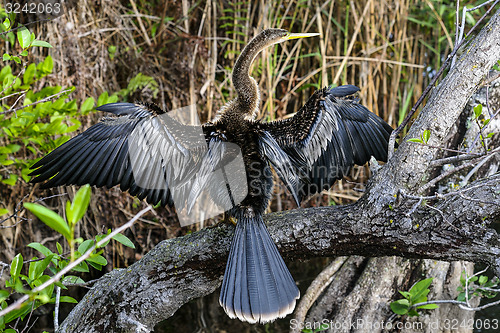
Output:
[
  {"xmin": 58, "ymin": 8, "xmax": 500, "ymax": 333},
  {"xmin": 58, "ymin": 174, "xmax": 500, "ymax": 332}
]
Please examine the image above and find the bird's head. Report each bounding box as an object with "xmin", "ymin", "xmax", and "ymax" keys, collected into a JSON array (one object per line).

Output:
[{"xmin": 255, "ymin": 28, "xmax": 320, "ymax": 47}]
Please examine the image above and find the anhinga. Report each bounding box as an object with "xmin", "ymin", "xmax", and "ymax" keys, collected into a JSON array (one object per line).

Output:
[{"xmin": 30, "ymin": 29, "xmax": 393, "ymax": 324}]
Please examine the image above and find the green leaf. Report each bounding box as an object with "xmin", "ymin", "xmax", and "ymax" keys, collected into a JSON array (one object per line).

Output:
[
  {"xmin": 409, "ymin": 278, "xmax": 433, "ymax": 301},
  {"xmin": 0, "ymin": 208, "xmax": 9, "ymax": 216},
  {"xmin": 20, "ymin": 50, "xmax": 28, "ymax": 57},
  {"xmin": 112, "ymin": 233, "xmax": 135, "ymax": 249},
  {"xmin": 12, "ymin": 56, "xmax": 21, "ymax": 64},
  {"xmin": 56, "ymin": 242, "xmax": 63, "ymax": 255},
  {"xmin": 474, "ymin": 104, "xmax": 483, "ymax": 119},
  {"xmin": 34, "ymin": 255, "xmax": 54, "ymax": 280},
  {"xmin": 10, "ymin": 253, "xmax": 23, "ymax": 279},
  {"xmin": 28, "ymin": 242, "xmax": 54, "ymax": 258},
  {"xmin": 422, "ymin": 130, "xmax": 430, "ymax": 144},
  {"xmin": 3, "ymin": 53, "xmax": 11, "ymax": 61},
  {"xmin": 78, "ymin": 239, "xmax": 94, "ymax": 255},
  {"xmin": 24, "ymin": 203, "xmax": 71, "ymax": 241},
  {"xmin": 407, "ymin": 138, "xmax": 423, "ymax": 143},
  {"xmin": 33, "ymin": 275, "xmax": 53, "ymax": 303},
  {"xmin": 0, "ymin": 289, "xmax": 9, "ymax": 303},
  {"xmin": 71, "ymin": 261, "xmax": 89, "ymax": 273},
  {"xmin": 17, "ymin": 26, "xmax": 30, "ymax": 49},
  {"xmin": 66, "ymin": 184, "xmax": 91, "ymax": 226},
  {"xmin": 31, "ymin": 40, "xmax": 53, "ymax": 48},
  {"xmin": 86, "ymin": 254, "xmax": 107, "ymax": 266},
  {"xmin": 97, "ymin": 91, "xmax": 109, "ymax": 106},
  {"xmin": 408, "ymin": 308, "xmax": 420, "ymax": 317},
  {"xmin": 390, "ymin": 299, "xmax": 410, "ymax": 315},
  {"xmin": 2, "ymin": 174, "xmax": 18, "ymax": 186},
  {"xmin": 62, "ymin": 275, "xmax": 85, "ymax": 285},
  {"xmin": 398, "ymin": 291, "xmax": 411, "ymax": 299},
  {"xmin": 95, "ymin": 233, "xmax": 110, "ymax": 248},
  {"xmin": 479, "ymin": 275, "xmax": 488, "ymax": 285},
  {"xmin": 59, "ymin": 296, "xmax": 78, "ymax": 303},
  {"xmin": 42, "ymin": 55, "xmax": 53, "ymax": 74},
  {"xmin": 3, "ymin": 18, "xmax": 11, "ymax": 30},
  {"xmin": 80, "ymin": 97, "xmax": 95, "ymax": 113},
  {"xmin": 417, "ymin": 303, "xmax": 439, "ymax": 310},
  {"xmin": 23, "ymin": 63, "xmax": 36, "ymax": 84}
]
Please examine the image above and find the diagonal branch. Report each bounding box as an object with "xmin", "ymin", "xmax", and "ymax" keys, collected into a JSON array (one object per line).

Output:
[{"xmin": 58, "ymin": 174, "xmax": 500, "ymax": 332}]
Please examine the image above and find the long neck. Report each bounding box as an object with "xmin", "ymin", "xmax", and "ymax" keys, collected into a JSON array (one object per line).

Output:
[{"xmin": 232, "ymin": 34, "xmax": 270, "ymax": 115}]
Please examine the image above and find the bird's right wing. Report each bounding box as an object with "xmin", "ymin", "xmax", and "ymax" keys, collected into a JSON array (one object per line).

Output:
[
  {"xmin": 260, "ymin": 85, "xmax": 393, "ymax": 201},
  {"xmin": 29, "ymin": 103, "xmax": 229, "ymax": 208}
]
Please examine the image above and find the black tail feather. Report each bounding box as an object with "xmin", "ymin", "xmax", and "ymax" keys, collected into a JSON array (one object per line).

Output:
[{"xmin": 219, "ymin": 215, "xmax": 299, "ymax": 324}]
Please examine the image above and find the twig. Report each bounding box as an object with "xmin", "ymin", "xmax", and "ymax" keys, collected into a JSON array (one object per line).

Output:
[
  {"xmin": 409, "ymin": 141, "xmax": 481, "ymax": 156},
  {"xmin": 0, "ymin": 88, "xmax": 73, "ymax": 116},
  {"xmin": 418, "ymin": 159, "xmax": 477, "ymax": 194},
  {"xmin": 19, "ymin": 301, "xmax": 36, "ymax": 333},
  {"xmin": 0, "ymin": 90, "xmax": 28, "ymax": 102},
  {"xmin": 129, "ymin": 0, "xmax": 151, "ymax": 46},
  {"xmin": 0, "ymin": 261, "xmax": 9, "ymax": 280},
  {"xmin": 0, "ymin": 67, "xmax": 25, "ymax": 97},
  {"xmin": 0, "ymin": 193, "xmax": 67, "ymax": 228},
  {"xmin": 431, "ymin": 145, "xmax": 499, "ymax": 167},
  {"xmin": 467, "ymin": 107, "xmax": 500, "ymax": 154},
  {"xmin": 459, "ymin": 298, "xmax": 500, "ymax": 311},
  {"xmin": 63, "ymin": 278, "xmax": 100, "ymax": 289},
  {"xmin": 0, "ymin": 19, "xmax": 53, "ymax": 36},
  {"xmin": 431, "ymin": 153, "xmax": 481, "ymax": 167},
  {"xmin": 0, "ymin": 206, "xmax": 152, "ymax": 319},
  {"xmin": 460, "ymin": 152, "xmax": 498, "ymax": 186},
  {"xmin": 54, "ymin": 286, "xmax": 61, "ymax": 331}
]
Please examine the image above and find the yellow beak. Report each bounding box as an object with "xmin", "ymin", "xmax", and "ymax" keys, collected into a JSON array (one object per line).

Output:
[{"xmin": 283, "ymin": 32, "xmax": 320, "ymax": 40}]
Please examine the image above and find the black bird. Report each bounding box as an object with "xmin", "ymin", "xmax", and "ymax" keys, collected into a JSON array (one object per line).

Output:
[{"xmin": 29, "ymin": 29, "xmax": 393, "ymax": 323}]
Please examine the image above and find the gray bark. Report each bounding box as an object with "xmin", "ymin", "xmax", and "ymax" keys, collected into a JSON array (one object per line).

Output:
[{"xmin": 58, "ymin": 9, "xmax": 500, "ymax": 333}]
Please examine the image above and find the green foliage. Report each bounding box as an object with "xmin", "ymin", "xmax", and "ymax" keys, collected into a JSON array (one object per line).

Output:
[
  {"xmin": 493, "ymin": 59, "xmax": 500, "ymax": 72},
  {"xmin": 0, "ymin": 22, "xmax": 136, "ymax": 329},
  {"xmin": 24, "ymin": 202, "xmax": 71, "ymax": 241},
  {"xmin": 390, "ymin": 278, "xmax": 438, "ymax": 317},
  {"xmin": 1, "ymin": 20, "xmax": 52, "ymax": 64},
  {"xmin": 457, "ymin": 272, "xmax": 499, "ymax": 302},
  {"xmin": 471, "ymin": 103, "xmax": 495, "ymax": 150},
  {"xmin": 0, "ymin": 22, "xmax": 112, "ymax": 198},
  {"xmin": 0, "ymin": 57, "xmax": 80, "ymax": 188},
  {"xmin": 117, "ymin": 73, "xmax": 159, "ymax": 100},
  {"xmin": 407, "ymin": 129, "xmax": 431, "ymax": 144},
  {"xmin": 1, "ymin": 186, "xmax": 136, "ymax": 330}
]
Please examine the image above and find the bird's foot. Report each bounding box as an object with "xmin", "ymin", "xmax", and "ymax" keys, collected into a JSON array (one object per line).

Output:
[{"xmin": 221, "ymin": 213, "xmax": 238, "ymax": 225}]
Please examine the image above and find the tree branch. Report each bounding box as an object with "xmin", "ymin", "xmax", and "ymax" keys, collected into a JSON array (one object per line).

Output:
[{"xmin": 58, "ymin": 174, "xmax": 500, "ymax": 332}]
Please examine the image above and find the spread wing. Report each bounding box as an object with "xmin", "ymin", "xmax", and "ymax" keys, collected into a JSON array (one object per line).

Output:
[
  {"xmin": 29, "ymin": 103, "xmax": 229, "ymax": 208},
  {"xmin": 260, "ymin": 85, "xmax": 393, "ymax": 201}
]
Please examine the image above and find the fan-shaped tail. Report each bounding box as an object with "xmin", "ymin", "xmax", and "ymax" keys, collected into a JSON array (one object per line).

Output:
[{"xmin": 219, "ymin": 214, "xmax": 299, "ymax": 323}]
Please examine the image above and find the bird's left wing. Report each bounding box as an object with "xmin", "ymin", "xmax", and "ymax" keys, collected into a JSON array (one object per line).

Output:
[
  {"xmin": 29, "ymin": 102, "xmax": 231, "ymax": 209},
  {"xmin": 259, "ymin": 85, "xmax": 393, "ymax": 202}
]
